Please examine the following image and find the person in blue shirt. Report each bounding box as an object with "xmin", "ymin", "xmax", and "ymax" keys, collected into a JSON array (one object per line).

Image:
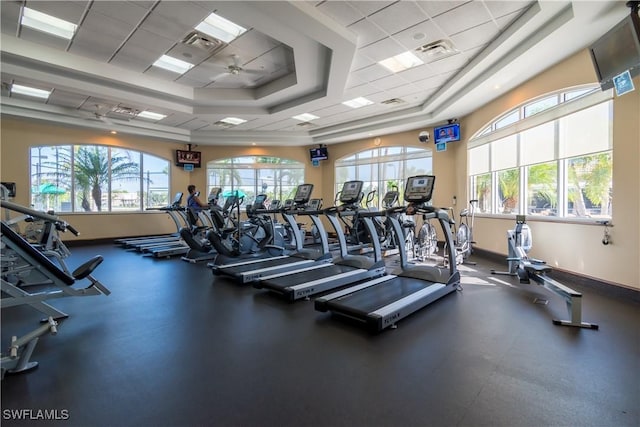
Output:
[{"xmin": 187, "ymin": 185, "xmax": 208, "ymax": 211}]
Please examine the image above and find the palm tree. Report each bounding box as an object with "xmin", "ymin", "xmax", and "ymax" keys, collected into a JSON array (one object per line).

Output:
[
  {"xmin": 498, "ymin": 168, "xmax": 519, "ymax": 213},
  {"xmin": 73, "ymin": 146, "xmax": 140, "ymax": 211},
  {"xmin": 567, "ymin": 153, "xmax": 612, "ymax": 217},
  {"xmin": 528, "ymin": 163, "xmax": 557, "ymax": 214},
  {"xmin": 473, "ymin": 173, "xmax": 491, "ymax": 213}
]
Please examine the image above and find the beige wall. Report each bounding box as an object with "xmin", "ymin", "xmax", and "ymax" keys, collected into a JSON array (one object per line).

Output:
[{"xmin": 1, "ymin": 49, "xmax": 638, "ymax": 290}]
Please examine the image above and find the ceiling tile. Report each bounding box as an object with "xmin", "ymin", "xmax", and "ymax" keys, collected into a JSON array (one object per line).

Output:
[
  {"xmin": 369, "ymin": 73, "xmax": 411, "ymax": 91},
  {"xmin": 140, "ymin": 10, "xmax": 196, "ymax": 41},
  {"xmin": 431, "ymin": 1, "xmax": 494, "ymax": 37},
  {"xmin": 177, "ymin": 118, "xmax": 210, "ymax": 130},
  {"xmin": 347, "ymin": 1, "xmax": 396, "ymax": 17},
  {"xmin": 483, "ymin": 1, "xmax": 532, "ymax": 20},
  {"xmin": 315, "ymin": 1, "xmax": 364, "ymax": 26},
  {"xmin": 110, "ymin": 43, "xmax": 161, "ymax": 72},
  {"xmin": 351, "ymin": 63, "xmax": 393, "ymax": 83},
  {"xmin": 347, "ymin": 17, "xmax": 388, "ymax": 47},
  {"xmin": 449, "ymin": 20, "xmax": 499, "ymax": 51},
  {"xmin": 152, "ymin": 1, "xmax": 209, "ymax": 28},
  {"xmin": 358, "ymin": 37, "xmax": 406, "ymax": 62},
  {"xmin": 367, "ymin": 2, "xmax": 429, "ymax": 36},
  {"xmin": 18, "ymin": 27, "xmax": 69, "ymax": 51},
  {"xmin": 414, "ymin": 1, "xmax": 468, "ymax": 18},
  {"xmin": 89, "ymin": 1, "xmax": 150, "ymax": 26},
  {"xmin": 69, "ymin": 32, "xmax": 124, "ymax": 63}
]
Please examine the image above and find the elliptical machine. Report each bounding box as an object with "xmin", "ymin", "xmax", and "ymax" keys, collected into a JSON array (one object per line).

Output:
[
  {"xmin": 207, "ymin": 193, "xmax": 284, "ymax": 259},
  {"xmin": 444, "ymin": 199, "xmax": 477, "ymax": 266},
  {"xmin": 180, "ymin": 188, "xmax": 222, "ymax": 263}
]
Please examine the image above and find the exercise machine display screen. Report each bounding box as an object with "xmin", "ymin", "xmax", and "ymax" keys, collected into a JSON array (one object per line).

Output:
[
  {"xmin": 339, "ymin": 181, "xmax": 363, "ymax": 204},
  {"xmin": 404, "ymin": 175, "xmax": 435, "ymax": 202},
  {"xmin": 209, "ymin": 187, "xmax": 222, "ymax": 202},
  {"xmin": 382, "ymin": 191, "xmax": 398, "ymax": 207},
  {"xmin": 293, "ymin": 184, "xmax": 314, "ymax": 204},
  {"xmin": 254, "ymin": 194, "xmax": 267, "ymax": 206}
]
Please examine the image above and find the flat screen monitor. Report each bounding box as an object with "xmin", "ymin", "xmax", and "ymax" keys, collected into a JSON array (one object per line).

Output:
[
  {"xmin": 339, "ymin": 180, "xmax": 364, "ymax": 204},
  {"xmin": 404, "ymin": 175, "xmax": 436, "ymax": 203},
  {"xmin": 433, "ymin": 123, "xmax": 461, "ymax": 144},
  {"xmin": 309, "ymin": 146, "xmax": 329, "ymax": 161},
  {"xmin": 589, "ymin": 11, "xmax": 640, "ymax": 90},
  {"xmin": 175, "ymin": 150, "xmax": 202, "ymax": 168}
]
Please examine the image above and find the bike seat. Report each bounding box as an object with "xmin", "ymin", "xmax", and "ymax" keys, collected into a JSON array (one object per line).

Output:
[{"xmin": 459, "ymin": 209, "xmax": 469, "ymax": 217}]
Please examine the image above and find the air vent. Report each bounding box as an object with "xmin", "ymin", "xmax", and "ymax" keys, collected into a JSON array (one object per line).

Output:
[
  {"xmin": 381, "ymin": 98, "xmax": 406, "ymax": 105},
  {"xmin": 415, "ymin": 39, "xmax": 459, "ymax": 62},
  {"xmin": 107, "ymin": 105, "xmax": 140, "ymax": 119},
  {"xmin": 182, "ymin": 31, "xmax": 227, "ymax": 54}
]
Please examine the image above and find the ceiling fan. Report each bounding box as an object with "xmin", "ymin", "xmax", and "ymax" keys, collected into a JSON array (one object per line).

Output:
[{"xmin": 210, "ymin": 54, "xmax": 266, "ymax": 85}]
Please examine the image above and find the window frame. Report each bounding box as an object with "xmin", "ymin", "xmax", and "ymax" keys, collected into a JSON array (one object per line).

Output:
[
  {"xmin": 468, "ymin": 86, "xmax": 613, "ymax": 222},
  {"xmin": 334, "ymin": 146, "xmax": 433, "ymax": 208},
  {"xmin": 29, "ymin": 144, "xmax": 171, "ymax": 213}
]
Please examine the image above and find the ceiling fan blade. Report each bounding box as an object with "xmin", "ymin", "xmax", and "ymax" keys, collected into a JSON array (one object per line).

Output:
[
  {"xmin": 211, "ymin": 72, "xmax": 232, "ymax": 82},
  {"xmin": 243, "ymin": 68, "xmax": 267, "ymax": 76}
]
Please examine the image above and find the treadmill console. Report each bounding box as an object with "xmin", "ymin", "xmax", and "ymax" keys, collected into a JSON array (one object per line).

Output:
[
  {"xmin": 253, "ymin": 194, "xmax": 267, "ymax": 208},
  {"xmin": 293, "ymin": 184, "xmax": 314, "ymax": 205},
  {"xmin": 307, "ymin": 198, "xmax": 323, "ymax": 210},
  {"xmin": 338, "ymin": 181, "xmax": 364, "ymax": 205},
  {"xmin": 171, "ymin": 192, "xmax": 183, "ymax": 208},
  {"xmin": 404, "ymin": 175, "xmax": 435, "ymax": 203}
]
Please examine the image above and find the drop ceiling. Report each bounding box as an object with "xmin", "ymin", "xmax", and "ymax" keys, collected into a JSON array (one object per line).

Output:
[{"xmin": 0, "ymin": 0, "xmax": 631, "ymax": 146}]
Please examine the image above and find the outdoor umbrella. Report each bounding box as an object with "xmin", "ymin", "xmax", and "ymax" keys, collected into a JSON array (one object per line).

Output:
[{"xmin": 37, "ymin": 183, "xmax": 66, "ymax": 194}]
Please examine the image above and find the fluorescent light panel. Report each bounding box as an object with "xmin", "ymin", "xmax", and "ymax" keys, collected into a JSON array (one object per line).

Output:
[
  {"xmin": 220, "ymin": 117, "xmax": 247, "ymax": 125},
  {"xmin": 292, "ymin": 113, "xmax": 319, "ymax": 122},
  {"xmin": 152, "ymin": 55, "xmax": 194, "ymax": 74},
  {"xmin": 11, "ymin": 84, "xmax": 51, "ymax": 99},
  {"xmin": 138, "ymin": 111, "xmax": 166, "ymax": 120},
  {"xmin": 21, "ymin": 7, "xmax": 77, "ymax": 40},
  {"xmin": 343, "ymin": 97, "xmax": 374, "ymax": 108},
  {"xmin": 379, "ymin": 51, "xmax": 424, "ymax": 73},
  {"xmin": 196, "ymin": 12, "xmax": 247, "ymax": 43}
]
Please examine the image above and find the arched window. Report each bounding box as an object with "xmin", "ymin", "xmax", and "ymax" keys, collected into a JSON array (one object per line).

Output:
[
  {"xmin": 207, "ymin": 156, "xmax": 305, "ymax": 205},
  {"xmin": 468, "ymin": 85, "xmax": 613, "ymax": 220},
  {"xmin": 29, "ymin": 145, "xmax": 170, "ymax": 212},
  {"xmin": 335, "ymin": 146, "xmax": 432, "ymax": 207}
]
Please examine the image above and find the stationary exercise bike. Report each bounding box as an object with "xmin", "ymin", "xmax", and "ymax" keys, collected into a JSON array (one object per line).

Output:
[{"xmin": 491, "ymin": 215, "xmax": 598, "ymax": 329}]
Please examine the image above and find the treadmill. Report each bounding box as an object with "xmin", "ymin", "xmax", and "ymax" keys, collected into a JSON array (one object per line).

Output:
[
  {"xmin": 315, "ymin": 175, "xmax": 461, "ymax": 332},
  {"xmin": 208, "ymin": 184, "xmax": 332, "ymax": 284},
  {"xmin": 254, "ymin": 180, "xmax": 386, "ymax": 301}
]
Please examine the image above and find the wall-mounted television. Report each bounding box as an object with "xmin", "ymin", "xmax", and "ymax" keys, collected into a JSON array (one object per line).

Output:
[
  {"xmin": 589, "ymin": 10, "xmax": 640, "ymax": 90},
  {"xmin": 175, "ymin": 150, "xmax": 202, "ymax": 168},
  {"xmin": 309, "ymin": 146, "xmax": 328, "ymax": 161},
  {"xmin": 433, "ymin": 123, "xmax": 461, "ymax": 144}
]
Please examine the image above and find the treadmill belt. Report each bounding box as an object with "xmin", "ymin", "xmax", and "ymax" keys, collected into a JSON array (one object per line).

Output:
[
  {"xmin": 261, "ymin": 264, "xmax": 356, "ymax": 289},
  {"xmin": 220, "ymin": 256, "xmax": 303, "ymax": 274},
  {"xmin": 327, "ymin": 277, "xmax": 432, "ymax": 317}
]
